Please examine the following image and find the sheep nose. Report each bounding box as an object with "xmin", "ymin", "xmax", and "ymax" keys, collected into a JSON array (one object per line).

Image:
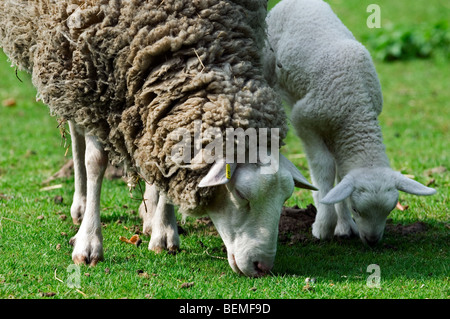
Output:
[{"xmin": 253, "ymin": 261, "xmax": 273, "ymax": 277}]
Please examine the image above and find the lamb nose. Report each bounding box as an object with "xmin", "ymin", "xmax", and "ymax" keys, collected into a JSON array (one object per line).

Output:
[
  {"xmin": 254, "ymin": 261, "xmax": 273, "ymax": 277},
  {"xmin": 364, "ymin": 236, "xmax": 380, "ymax": 247}
]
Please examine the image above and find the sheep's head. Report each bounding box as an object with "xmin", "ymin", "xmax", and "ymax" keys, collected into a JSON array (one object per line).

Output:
[
  {"xmin": 321, "ymin": 167, "xmax": 436, "ymax": 246},
  {"xmin": 198, "ymin": 154, "xmax": 316, "ymax": 277}
]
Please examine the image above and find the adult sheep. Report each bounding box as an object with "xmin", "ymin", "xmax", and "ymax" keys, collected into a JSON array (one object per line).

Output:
[
  {"xmin": 0, "ymin": 0, "xmax": 317, "ymax": 277},
  {"xmin": 264, "ymin": 0, "xmax": 436, "ymax": 246}
]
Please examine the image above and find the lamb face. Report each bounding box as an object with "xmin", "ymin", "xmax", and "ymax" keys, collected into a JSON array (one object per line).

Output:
[
  {"xmin": 321, "ymin": 168, "xmax": 436, "ymax": 246},
  {"xmin": 199, "ymin": 155, "xmax": 316, "ymax": 277}
]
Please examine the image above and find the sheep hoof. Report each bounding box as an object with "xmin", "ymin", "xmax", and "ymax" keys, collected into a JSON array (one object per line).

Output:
[
  {"xmin": 70, "ymin": 233, "xmax": 104, "ymax": 266},
  {"xmin": 149, "ymin": 234, "xmax": 180, "ymax": 254}
]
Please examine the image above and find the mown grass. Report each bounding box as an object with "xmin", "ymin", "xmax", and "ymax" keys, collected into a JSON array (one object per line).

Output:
[{"xmin": 0, "ymin": 0, "xmax": 448, "ymax": 299}]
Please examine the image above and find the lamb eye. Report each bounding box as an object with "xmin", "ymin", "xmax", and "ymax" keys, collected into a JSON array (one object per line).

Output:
[{"xmin": 352, "ymin": 208, "xmax": 360, "ymax": 216}]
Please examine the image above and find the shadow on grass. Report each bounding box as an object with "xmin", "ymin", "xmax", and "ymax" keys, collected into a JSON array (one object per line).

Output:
[{"xmin": 272, "ymin": 220, "xmax": 448, "ymax": 282}]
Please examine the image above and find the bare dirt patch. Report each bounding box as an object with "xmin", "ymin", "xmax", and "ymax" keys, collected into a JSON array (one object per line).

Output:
[
  {"xmin": 385, "ymin": 220, "xmax": 428, "ymax": 235},
  {"xmin": 278, "ymin": 204, "xmax": 317, "ymax": 245}
]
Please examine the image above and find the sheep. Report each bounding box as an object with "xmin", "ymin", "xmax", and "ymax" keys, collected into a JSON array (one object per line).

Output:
[
  {"xmin": 0, "ymin": 0, "xmax": 317, "ymax": 277},
  {"xmin": 264, "ymin": 0, "xmax": 436, "ymax": 246}
]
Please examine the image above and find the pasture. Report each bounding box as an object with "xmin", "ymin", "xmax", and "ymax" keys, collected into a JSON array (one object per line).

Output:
[{"xmin": 0, "ymin": 0, "xmax": 448, "ymax": 299}]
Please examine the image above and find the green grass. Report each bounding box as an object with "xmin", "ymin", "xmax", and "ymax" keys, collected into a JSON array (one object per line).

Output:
[{"xmin": 0, "ymin": 0, "xmax": 449, "ymax": 299}]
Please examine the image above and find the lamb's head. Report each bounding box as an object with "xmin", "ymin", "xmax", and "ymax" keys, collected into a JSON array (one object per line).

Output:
[
  {"xmin": 198, "ymin": 154, "xmax": 316, "ymax": 277},
  {"xmin": 321, "ymin": 167, "xmax": 436, "ymax": 246}
]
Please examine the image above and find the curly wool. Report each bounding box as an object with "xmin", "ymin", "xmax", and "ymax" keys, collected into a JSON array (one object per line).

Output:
[{"xmin": 0, "ymin": 0, "xmax": 287, "ymax": 214}]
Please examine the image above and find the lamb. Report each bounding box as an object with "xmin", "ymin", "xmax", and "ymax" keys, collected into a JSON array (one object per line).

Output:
[
  {"xmin": 264, "ymin": 0, "xmax": 436, "ymax": 246},
  {"xmin": 0, "ymin": 0, "xmax": 317, "ymax": 277}
]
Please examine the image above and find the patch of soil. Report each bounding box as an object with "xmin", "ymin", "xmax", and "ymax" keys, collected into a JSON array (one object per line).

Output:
[
  {"xmin": 385, "ymin": 221, "xmax": 427, "ymax": 235},
  {"xmin": 42, "ymin": 159, "xmax": 125, "ymax": 184},
  {"xmin": 278, "ymin": 204, "xmax": 317, "ymax": 245}
]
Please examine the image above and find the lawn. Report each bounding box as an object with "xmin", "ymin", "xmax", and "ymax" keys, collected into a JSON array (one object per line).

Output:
[{"xmin": 0, "ymin": 0, "xmax": 448, "ymax": 300}]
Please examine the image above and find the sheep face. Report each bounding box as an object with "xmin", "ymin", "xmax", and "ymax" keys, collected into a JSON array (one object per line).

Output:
[
  {"xmin": 321, "ymin": 168, "xmax": 436, "ymax": 246},
  {"xmin": 199, "ymin": 155, "xmax": 316, "ymax": 277}
]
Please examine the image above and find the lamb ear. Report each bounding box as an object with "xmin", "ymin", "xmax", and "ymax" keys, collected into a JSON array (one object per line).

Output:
[
  {"xmin": 198, "ymin": 158, "xmax": 237, "ymax": 188},
  {"xmin": 320, "ymin": 175, "xmax": 355, "ymax": 204},
  {"xmin": 280, "ymin": 154, "xmax": 318, "ymax": 190},
  {"xmin": 395, "ymin": 173, "xmax": 436, "ymax": 196}
]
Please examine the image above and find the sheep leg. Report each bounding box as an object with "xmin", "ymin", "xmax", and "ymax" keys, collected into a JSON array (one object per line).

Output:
[
  {"xmin": 69, "ymin": 121, "xmax": 87, "ymax": 225},
  {"xmin": 296, "ymin": 130, "xmax": 337, "ymax": 240},
  {"xmin": 69, "ymin": 134, "xmax": 107, "ymax": 266},
  {"xmin": 138, "ymin": 183, "xmax": 159, "ymax": 235},
  {"xmin": 334, "ymin": 175, "xmax": 359, "ymax": 238},
  {"xmin": 139, "ymin": 184, "xmax": 179, "ymax": 253}
]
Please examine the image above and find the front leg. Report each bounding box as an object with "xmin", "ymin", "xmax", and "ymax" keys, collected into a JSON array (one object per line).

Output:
[
  {"xmin": 69, "ymin": 121, "xmax": 86, "ymax": 225},
  {"xmin": 70, "ymin": 134, "xmax": 107, "ymax": 266},
  {"xmin": 334, "ymin": 199, "xmax": 359, "ymax": 238},
  {"xmin": 139, "ymin": 183, "xmax": 159, "ymax": 236},
  {"xmin": 139, "ymin": 184, "xmax": 180, "ymax": 253},
  {"xmin": 295, "ymin": 128, "xmax": 337, "ymax": 240}
]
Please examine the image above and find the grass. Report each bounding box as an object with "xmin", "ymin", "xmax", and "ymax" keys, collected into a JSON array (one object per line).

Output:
[{"xmin": 0, "ymin": 0, "xmax": 448, "ymax": 299}]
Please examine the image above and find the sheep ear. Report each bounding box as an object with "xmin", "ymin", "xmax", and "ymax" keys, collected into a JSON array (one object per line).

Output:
[
  {"xmin": 280, "ymin": 154, "xmax": 318, "ymax": 190},
  {"xmin": 198, "ymin": 158, "xmax": 237, "ymax": 188},
  {"xmin": 395, "ymin": 173, "xmax": 436, "ymax": 196},
  {"xmin": 321, "ymin": 175, "xmax": 355, "ymax": 204}
]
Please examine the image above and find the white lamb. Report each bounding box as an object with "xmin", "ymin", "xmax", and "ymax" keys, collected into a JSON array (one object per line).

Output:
[{"xmin": 265, "ymin": 0, "xmax": 436, "ymax": 245}]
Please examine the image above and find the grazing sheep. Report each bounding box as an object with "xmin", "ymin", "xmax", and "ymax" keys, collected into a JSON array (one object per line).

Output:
[
  {"xmin": 0, "ymin": 0, "xmax": 316, "ymax": 277},
  {"xmin": 265, "ymin": 0, "xmax": 436, "ymax": 245}
]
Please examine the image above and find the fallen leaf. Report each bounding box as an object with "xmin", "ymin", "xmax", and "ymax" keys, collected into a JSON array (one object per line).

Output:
[
  {"xmin": 302, "ymin": 283, "xmax": 314, "ymax": 291},
  {"xmin": 2, "ymin": 98, "xmax": 16, "ymax": 107},
  {"xmin": 119, "ymin": 234, "xmax": 142, "ymax": 247},
  {"xmin": 424, "ymin": 166, "xmax": 447, "ymax": 176},
  {"xmin": 180, "ymin": 282, "xmax": 195, "ymax": 289},
  {"xmin": 396, "ymin": 202, "xmax": 409, "ymax": 211},
  {"xmin": 41, "ymin": 292, "xmax": 56, "ymax": 297},
  {"xmin": 53, "ymin": 195, "xmax": 63, "ymax": 204},
  {"xmin": 138, "ymin": 272, "xmax": 150, "ymax": 279},
  {"xmin": 0, "ymin": 193, "xmax": 12, "ymax": 200}
]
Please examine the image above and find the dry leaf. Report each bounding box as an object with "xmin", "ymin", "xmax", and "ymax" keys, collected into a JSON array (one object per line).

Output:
[
  {"xmin": 180, "ymin": 282, "xmax": 195, "ymax": 289},
  {"xmin": 302, "ymin": 283, "xmax": 314, "ymax": 291},
  {"xmin": 396, "ymin": 202, "xmax": 409, "ymax": 211},
  {"xmin": 2, "ymin": 98, "xmax": 16, "ymax": 107},
  {"xmin": 119, "ymin": 234, "xmax": 142, "ymax": 247},
  {"xmin": 424, "ymin": 166, "xmax": 447, "ymax": 176}
]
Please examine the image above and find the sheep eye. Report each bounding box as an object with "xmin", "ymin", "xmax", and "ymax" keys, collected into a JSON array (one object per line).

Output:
[{"xmin": 352, "ymin": 208, "xmax": 360, "ymax": 216}]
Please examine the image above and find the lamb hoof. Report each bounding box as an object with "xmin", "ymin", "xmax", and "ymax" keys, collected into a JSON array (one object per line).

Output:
[
  {"xmin": 312, "ymin": 222, "xmax": 334, "ymax": 240},
  {"xmin": 334, "ymin": 220, "xmax": 359, "ymax": 239}
]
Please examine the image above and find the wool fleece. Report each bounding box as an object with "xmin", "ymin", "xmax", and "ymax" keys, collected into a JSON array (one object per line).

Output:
[{"xmin": 0, "ymin": 0, "xmax": 288, "ymax": 214}]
